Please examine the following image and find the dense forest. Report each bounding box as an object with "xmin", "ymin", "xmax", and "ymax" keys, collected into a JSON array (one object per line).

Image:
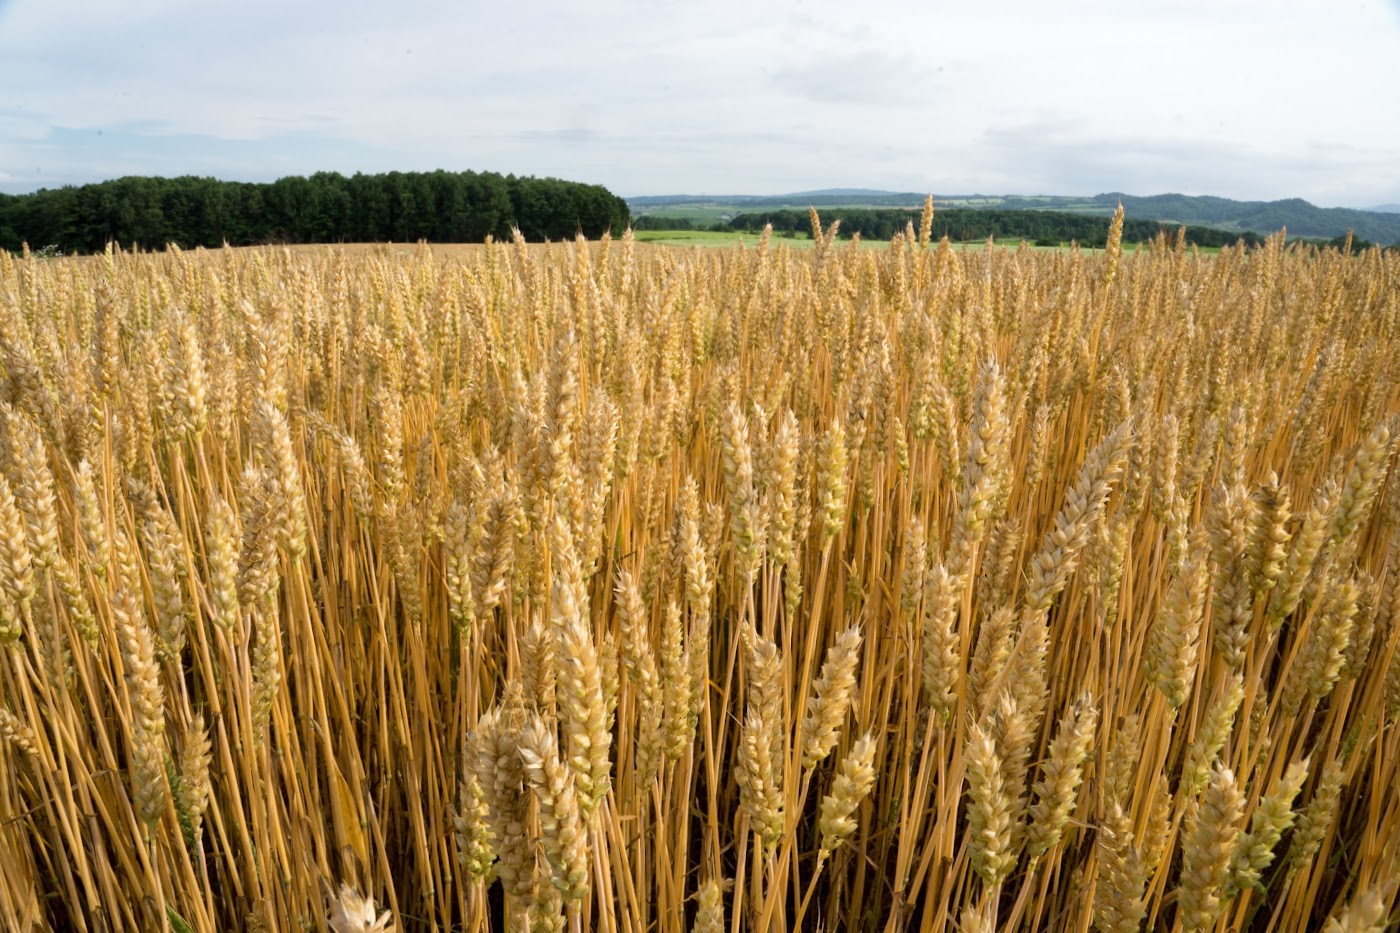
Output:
[
  {"xmin": 0, "ymin": 170, "xmax": 631, "ymax": 253},
  {"xmin": 726, "ymin": 207, "xmax": 1267, "ymax": 247}
]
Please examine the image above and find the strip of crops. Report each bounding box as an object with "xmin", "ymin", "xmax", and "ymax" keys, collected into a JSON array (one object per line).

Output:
[{"xmin": 0, "ymin": 214, "xmax": 1396, "ymax": 931}]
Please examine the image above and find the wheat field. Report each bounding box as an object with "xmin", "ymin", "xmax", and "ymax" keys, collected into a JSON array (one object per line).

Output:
[{"xmin": 0, "ymin": 211, "xmax": 1397, "ymax": 932}]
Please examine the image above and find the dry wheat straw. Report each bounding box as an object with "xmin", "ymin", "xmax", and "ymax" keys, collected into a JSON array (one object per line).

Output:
[{"xmin": 3, "ymin": 227, "xmax": 1397, "ymax": 933}]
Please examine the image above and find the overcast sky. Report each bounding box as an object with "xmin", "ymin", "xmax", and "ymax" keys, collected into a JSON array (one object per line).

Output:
[{"xmin": 3, "ymin": 0, "xmax": 1399, "ymax": 207}]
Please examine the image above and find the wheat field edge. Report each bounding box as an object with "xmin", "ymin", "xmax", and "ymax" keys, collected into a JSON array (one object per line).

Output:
[{"xmin": 0, "ymin": 215, "xmax": 1398, "ymax": 932}]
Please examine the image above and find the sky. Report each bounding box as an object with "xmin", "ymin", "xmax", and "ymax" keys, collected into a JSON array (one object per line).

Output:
[{"xmin": 2, "ymin": 0, "xmax": 1400, "ymax": 208}]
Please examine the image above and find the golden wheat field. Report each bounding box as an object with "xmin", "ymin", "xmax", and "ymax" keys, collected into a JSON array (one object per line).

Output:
[{"xmin": 0, "ymin": 212, "xmax": 1398, "ymax": 933}]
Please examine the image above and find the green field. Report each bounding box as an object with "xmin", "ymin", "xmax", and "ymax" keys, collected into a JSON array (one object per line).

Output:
[
  {"xmin": 628, "ymin": 191, "xmax": 1400, "ymax": 245},
  {"xmin": 634, "ymin": 229, "xmax": 902, "ymax": 250},
  {"xmin": 630, "ymin": 204, "xmax": 740, "ymax": 225},
  {"xmin": 631, "ymin": 201, "xmax": 916, "ymax": 226},
  {"xmin": 633, "ymin": 229, "xmax": 773, "ymax": 247},
  {"xmin": 626, "ymin": 194, "xmax": 1091, "ymax": 226},
  {"xmin": 631, "ymin": 228, "xmax": 1198, "ymax": 253}
]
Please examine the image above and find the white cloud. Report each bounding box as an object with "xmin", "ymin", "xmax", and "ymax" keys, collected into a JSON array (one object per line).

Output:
[{"xmin": 1, "ymin": 0, "xmax": 1397, "ymax": 204}]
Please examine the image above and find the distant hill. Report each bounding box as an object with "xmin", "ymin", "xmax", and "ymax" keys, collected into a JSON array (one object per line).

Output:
[
  {"xmin": 629, "ymin": 190, "xmax": 1400, "ymax": 244},
  {"xmin": 1083, "ymin": 193, "xmax": 1400, "ymax": 244},
  {"xmin": 783, "ymin": 188, "xmax": 915, "ymax": 199}
]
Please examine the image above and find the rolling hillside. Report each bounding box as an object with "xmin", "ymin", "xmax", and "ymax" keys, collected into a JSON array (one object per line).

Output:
[{"xmin": 630, "ymin": 189, "xmax": 1400, "ymax": 244}]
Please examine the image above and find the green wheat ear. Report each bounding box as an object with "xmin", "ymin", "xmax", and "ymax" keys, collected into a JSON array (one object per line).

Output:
[{"xmin": 167, "ymin": 756, "xmax": 197, "ymax": 856}]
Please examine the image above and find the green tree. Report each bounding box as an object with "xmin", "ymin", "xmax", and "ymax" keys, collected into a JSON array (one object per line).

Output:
[{"xmin": 0, "ymin": 169, "xmax": 631, "ymax": 253}]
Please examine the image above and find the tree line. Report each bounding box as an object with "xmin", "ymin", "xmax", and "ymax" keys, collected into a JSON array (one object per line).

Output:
[
  {"xmin": 0, "ymin": 170, "xmax": 631, "ymax": 254},
  {"xmin": 724, "ymin": 208, "xmax": 1267, "ymax": 248}
]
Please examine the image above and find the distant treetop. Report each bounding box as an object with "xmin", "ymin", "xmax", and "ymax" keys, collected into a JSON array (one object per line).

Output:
[{"xmin": 0, "ymin": 170, "xmax": 631, "ymax": 254}]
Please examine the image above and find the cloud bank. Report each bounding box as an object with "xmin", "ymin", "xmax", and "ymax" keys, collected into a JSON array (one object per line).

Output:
[{"xmin": 1, "ymin": 0, "xmax": 1397, "ymax": 206}]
